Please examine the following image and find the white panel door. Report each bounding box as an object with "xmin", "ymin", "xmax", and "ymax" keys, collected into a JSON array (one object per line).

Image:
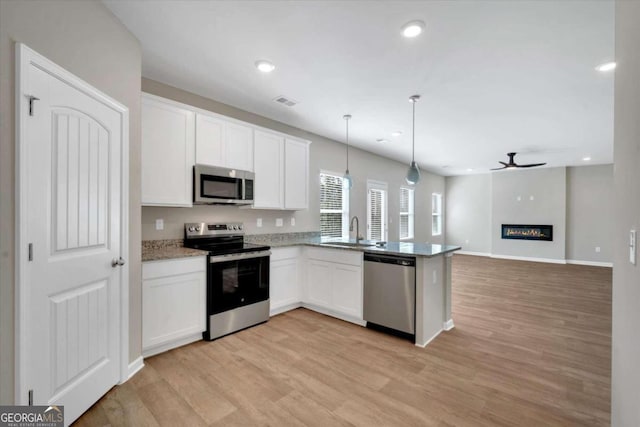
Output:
[
  {"xmin": 284, "ymin": 138, "xmax": 309, "ymax": 210},
  {"xmin": 253, "ymin": 130, "xmax": 284, "ymax": 209},
  {"xmin": 141, "ymin": 95, "xmax": 195, "ymax": 206},
  {"xmin": 195, "ymin": 112, "xmax": 225, "ymax": 167},
  {"xmin": 305, "ymin": 260, "xmax": 332, "ymax": 309},
  {"xmin": 19, "ymin": 45, "xmax": 126, "ymax": 424},
  {"xmin": 332, "ymin": 264, "xmax": 363, "ymax": 319},
  {"xmin": 225, "ymin": 122, "xmax": 254, "ymax": 171}
]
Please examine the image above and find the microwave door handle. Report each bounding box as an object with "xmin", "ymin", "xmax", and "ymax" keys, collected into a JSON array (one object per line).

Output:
[{"xmin": 241, "ymin": 178, "xmax": 246, "ymax": 200}]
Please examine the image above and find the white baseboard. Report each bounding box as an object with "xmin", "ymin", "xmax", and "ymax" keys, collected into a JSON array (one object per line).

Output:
[
  {"xmin": 566, "ymin": 259, "xmax": 613, "ymax": 268},
  {"xmin": 443, "ymin": 319, "xmax": 455, "ymax": 331},
  {"xmin": 142, "ymin": 332, "xmax": 202, "ymax": 358},
  {"xmin": 415, "ymin": 328, "xmax": 443, "ymax": 348},
  {"xmin": 270, "ymin": 302, "xmax": 303, "ymax": 317},
  {"xmin": 454, "ymin": 251, "xmax": 491, "ymax": 257},
  {"xmin": 124, "ymin": 356, "xmax": 144, "ymax": 382},
  {"xmin": 490, "ymin": 254, "xmax": 567, "ymax": 264}
]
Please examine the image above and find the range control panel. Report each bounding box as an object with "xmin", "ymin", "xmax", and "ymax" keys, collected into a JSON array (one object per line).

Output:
[{"xmin": 184, "ymin": 222, "xmax": 244, "ymax": 238}]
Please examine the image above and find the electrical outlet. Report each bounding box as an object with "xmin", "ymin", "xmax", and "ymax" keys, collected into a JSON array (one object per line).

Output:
[
  {"xmin": 291, "ymin": 217, "xmax": 296, "ymax": 226},
  {"xmin": 432, "ymin": 270, "xmax": 437, "ymax": 284},
  {"xmin": 529, "ymin": 195, "xmax": 534, "ymax": 201},
  {"xmin": 155, "ymin": 219, "xmax": 164, "ymax": 231},
  {"xmin": 630, "ymin": 230, "xmax": 637, "ymax": 265},
  {"xmin": 257, "ymin": 218, "xmax": 262, "ymax": 228},
  {"xmin": 465, "ymin": 239, "xmax": 470, "ymax": 244},
  {"xmin": 276, "ymin": 218, "xmax": 283, "ymax": 227},
  {"xmin": 516, "ymin": 195, "xmax": 522, "ymax": 201},
  {"xmin": 595, "ymin": 246, "xmax": 601, "ymax": 253}
]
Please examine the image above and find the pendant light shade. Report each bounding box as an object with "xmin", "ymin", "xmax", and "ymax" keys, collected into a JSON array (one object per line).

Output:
[
  {"xmin": 343, "ymin": 114, "xmax": 353, "ymax": 189},
  {"xmin": 406, "ymin": 95, "xmax": 421, "ymax": 185}
]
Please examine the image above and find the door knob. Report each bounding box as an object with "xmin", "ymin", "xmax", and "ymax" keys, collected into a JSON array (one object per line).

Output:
[{"xmin": 111, "ymin": 257, "xmax": 126, "ymax": 267}]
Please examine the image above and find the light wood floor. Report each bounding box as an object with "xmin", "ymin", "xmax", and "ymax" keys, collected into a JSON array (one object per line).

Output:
[{"xmin": 74, "ymin": 255, "xmax": 611, "ymax": 426}]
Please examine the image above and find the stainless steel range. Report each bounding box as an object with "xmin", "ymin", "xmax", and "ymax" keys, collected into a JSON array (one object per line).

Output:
[{"xmin": 183, "ymin": 222, "xmax": 271, "ymax": 340}]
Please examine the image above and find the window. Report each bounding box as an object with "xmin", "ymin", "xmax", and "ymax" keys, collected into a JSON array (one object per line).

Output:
[
  {"xmin": 432, "ymin": 193, "xmax": 443, "ymax": 236},
  {"xmin": 399, "ymin": 187, "xmax": 415, "ymax": 240},
  {"xmin": 320, "ymin": 172, "xmax": 349, "ymax": 238},
  {"xmin": 367, "ymin": 180, "xmax": 388, "ymax": 241}
]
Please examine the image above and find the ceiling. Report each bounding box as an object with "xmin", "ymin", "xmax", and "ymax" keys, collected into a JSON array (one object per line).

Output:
[{"xmin": 104, "ymin": 0, "xmax": 614, "ymax": 176}]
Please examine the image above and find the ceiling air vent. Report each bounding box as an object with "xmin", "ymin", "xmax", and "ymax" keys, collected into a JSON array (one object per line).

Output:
[{"xmin": 273, "ymin": 95, "xmax": 298, "ymax": 107}]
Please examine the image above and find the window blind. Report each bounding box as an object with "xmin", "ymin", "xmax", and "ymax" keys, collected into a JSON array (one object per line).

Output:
[
  {"xmin": 400, "ymin": 187, "xmax": 414, "ymax": 239},
  {"xmin": 432, "ymin": 193, "xmax": 443, "ymax": 236},
  {"xmin": 320, "ymin": 173, "xmax": 348, "ymax": 238},
  {"xmin": 368, "ymin": 188, "xmax": 386, "ymax": 241}
]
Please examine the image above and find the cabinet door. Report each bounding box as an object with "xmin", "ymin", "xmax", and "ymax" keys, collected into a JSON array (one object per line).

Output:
[
  {"xmin": 142, "ymin": 270, "xmax": 206, "ymax": 350},
  {"xmin": 284, "ymin": 138, "xmax": 309, "ymax": 210},
  {"xmin": 226, "ymin": 122, "xmax": 254, "ymax": 171},
  {"xmin": 270, "ymin": 258, "xmax": 300, "ymax": 311},
  {"xmin": 253, "ymin": 130, "xmax": 284, "ymax": 209},
  {"xmin": 305, "ymin": 259, "xmax": 332, "ymax": 309},
  {"xmin": 195, "ymin": 113, "xmax": 225, "ymax": 167},
  {"xmin": 332, "ymin": 264, "xmax": 363, "ymax": 319},
  {"xmin": 141, "ymin": 95, "xmax": 195, "ymax": 206}
]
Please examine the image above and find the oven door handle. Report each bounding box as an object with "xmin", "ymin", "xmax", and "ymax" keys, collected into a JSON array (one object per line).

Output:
[{"xmin": 209, "ymin": 250, "xmax": 271, "ymax": 263}]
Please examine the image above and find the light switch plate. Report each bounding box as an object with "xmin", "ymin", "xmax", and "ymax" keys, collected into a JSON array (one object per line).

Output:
[
  {"xmin": 291, "ymin": 217, "xmax": 296, "ymax": 226},
  {"xmin": 630, "ymin": 230, "xmax": 636, "ymax": 265},
  {"xmin": 155, "ymin": 219, "xmax": 164, "ymax": 231},
  {"xmin": 257, "ymin": 218, "xmax": 262, "ymax": 228},
  {"xmin": 276, "ymin": 218, "xmax": 283, "ymax": 227}
]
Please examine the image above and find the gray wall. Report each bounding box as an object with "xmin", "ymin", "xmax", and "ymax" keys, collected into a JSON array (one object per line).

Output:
[
  {"xmin": 612, "ymin": 1, "xmax": 640, "ymax": 425},
  {"xmin": 444, "ymin": 174, "xmax": 492, "ymax": 254},
  {"xmin": 0, "ymin": 0, "xmax": 142, "ymax": 404},
  {"xmin": 141, "ymin": 78, "xmax": 446, "ymax": 244},
  {"xmin": 491, "ymin": 167, "xmax": 566, "ymax": 261},
  {"xmin": 445, "ymin": 165, "xmax": 613, "ymax": 263},
  {"xmin": 566, "ymin": 165, "xmax": 613, "ymax": 263}
]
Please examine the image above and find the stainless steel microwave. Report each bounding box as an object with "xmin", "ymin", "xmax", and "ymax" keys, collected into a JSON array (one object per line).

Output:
[{"xmin": 193, "ymin": 164, "xmax": 254, "ymax": 205}]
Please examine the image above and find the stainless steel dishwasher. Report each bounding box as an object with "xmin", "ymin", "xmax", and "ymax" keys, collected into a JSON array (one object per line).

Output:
[{"xmin": 363, "ymin": 253, "xmax": 416, "ymax": 338}]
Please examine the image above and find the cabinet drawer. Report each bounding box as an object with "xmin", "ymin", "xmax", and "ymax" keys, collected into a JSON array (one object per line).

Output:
[
  {"xmin": 143, "ymin": 256, "xmax": 206, "ymax": 280},
  {"xmin": 305, "ymin": 247, "xmax": 362, "ymax": 266}
]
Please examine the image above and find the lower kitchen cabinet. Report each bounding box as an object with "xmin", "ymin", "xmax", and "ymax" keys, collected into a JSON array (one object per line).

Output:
[
  {"xmin": 304, "ymin": 247, "xmax": 364, "ymax": 323},
  {"xmin": 142, "ymin": 256, "xmax": 206, "ymax": 357},
  {"xmin": 270, "ymin": 247, "xmax": 302, "ymax": 315}
]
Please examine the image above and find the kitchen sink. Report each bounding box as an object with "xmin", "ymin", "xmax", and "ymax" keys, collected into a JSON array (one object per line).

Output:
[{"xmin": 322, "ymin": 242, "xmax": 376, "ymax": 248}]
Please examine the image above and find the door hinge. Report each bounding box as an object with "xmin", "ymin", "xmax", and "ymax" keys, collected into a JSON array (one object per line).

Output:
[
  {"xmin": 28, "ymin": 243, "xmax": 33, "ymax": 261},
  {"xmin": 26, "ymin": 95, "xmax": 40, "ymax": 116},
  {"xmin": 28, "ymin": 389, "xmax": 33, "ymax": 406}
]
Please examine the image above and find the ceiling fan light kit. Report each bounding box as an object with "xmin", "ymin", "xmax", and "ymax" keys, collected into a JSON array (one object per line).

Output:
[
  {"xmin": 491, "ymin": 152, "xmax": 547, "ymax": 171},
  {"xmin": 406, "ymin": 95, "xmax": 421, "ymax": 185}
]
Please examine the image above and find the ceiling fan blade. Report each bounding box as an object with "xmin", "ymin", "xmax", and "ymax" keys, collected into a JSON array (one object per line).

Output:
[
  {"xmin": 498, "ymin": 161, "xmax": 508, "ymax": 166},
  {"xmin": 490, "ymin": 166, "xmax": 507, "ymax": 170},
  {"xmin": 516, "ymin": 163, "xmax": 547, "ymax": 168}
]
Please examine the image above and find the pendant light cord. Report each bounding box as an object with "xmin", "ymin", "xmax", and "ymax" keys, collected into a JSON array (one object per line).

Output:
[
  {"xmin": 346, "ymin": 117, "xmax": 350, "ymax": 169},
  {"xmin": 412, "ymin": 100, "xmax": 416, "ymax": 162}
]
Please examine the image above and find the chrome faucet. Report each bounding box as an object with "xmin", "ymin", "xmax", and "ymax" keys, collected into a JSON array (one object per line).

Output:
[{"xmin": 349, "ymin": 216, "xmax": 361, "ymax": 245}]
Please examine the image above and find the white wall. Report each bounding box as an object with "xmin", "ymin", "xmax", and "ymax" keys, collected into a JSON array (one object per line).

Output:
[
  {"xmin": 444, "ymin": 174, "xmax": 491, "ymax": 254},
  {"xmin": 445, "ymin": 165, "xmax": 613, "ymax": 263},
  {"xmin": 491, "ymin": 167, "xmax": 566, "ymax": 261},
  {"xmin": 141, "ymin": 78, "xmax": 446, "ymax": 244},
  {"xmin": 566, "ymin": 165, "xmax": 613, "ymax": 263},
  {"xmin": 612, "ymin": 1, "xmax": 640, "ymax": 425},
  {"xmin": 0, "ymin": 0, "xmax": 142, "ymax": 404}
]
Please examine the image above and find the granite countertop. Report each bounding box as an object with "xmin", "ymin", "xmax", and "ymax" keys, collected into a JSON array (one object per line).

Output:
[{"xmin": 142, "ymin": 239, "xmax": 208, "ymax": 262}]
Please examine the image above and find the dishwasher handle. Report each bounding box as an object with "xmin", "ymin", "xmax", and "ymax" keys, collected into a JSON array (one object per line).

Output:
[{"xmin": 364, "ymin": 253, "xmax": 416, "ymax": 267}]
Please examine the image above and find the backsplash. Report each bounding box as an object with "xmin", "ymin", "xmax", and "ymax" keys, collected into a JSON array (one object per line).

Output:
[{"xmin": 245, "ymin": 231, "xmax": 320, "ymax": 245}]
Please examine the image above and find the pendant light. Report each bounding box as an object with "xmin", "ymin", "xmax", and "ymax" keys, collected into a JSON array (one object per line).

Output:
[
  {"xmin": 343, "ymin": 114, "xmax": 353, "ymax": 189},
  {"xmin": 406, "ymin": 95, "xmax": 421, "ymax": 185}
]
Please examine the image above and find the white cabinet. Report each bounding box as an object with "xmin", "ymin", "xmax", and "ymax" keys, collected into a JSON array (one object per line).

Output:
[
  {"xmin": 270, "ymin": 247, "xmax": 303, "ymax": 315},
  {"xmin": 284, "ymin": 138, "xmax": 310, "ymax": 210},
  {"xmin": 142, "ymin": 257, "xmax": 206, "ymax": 357},
  {"xmin": 303, "ymin": 247, "xmax": 363, "ymax": 323},
  {"xmin": 253, "ymin": 132, "xmax": 310, "ymax": 210},
  {"xmin": 141, "ymin": 94, "xmax": 195, "ymax": 207},
  {"xmin": 195, "ymin": 113, "xmax": 254, "ymax": 171},
  {"xmin": 253, "ymin": 130, "xmax": 285, "ymax": 209}
]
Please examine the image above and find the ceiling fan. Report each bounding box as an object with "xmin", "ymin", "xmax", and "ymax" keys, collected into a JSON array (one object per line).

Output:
[{"xmin": 491, "ymin": 152, "xmax": 547, "ymax": 170}]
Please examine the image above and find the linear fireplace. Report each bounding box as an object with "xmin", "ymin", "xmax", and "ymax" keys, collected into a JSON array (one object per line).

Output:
[{"xmin": 501, "ymin": 224, "xmax": 553, "ymax": 241}]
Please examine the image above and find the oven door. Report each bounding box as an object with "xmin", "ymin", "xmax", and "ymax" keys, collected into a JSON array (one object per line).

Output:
[{"xmin": 208, "ymin": 251, "xmax": 270, "ymax": 314}]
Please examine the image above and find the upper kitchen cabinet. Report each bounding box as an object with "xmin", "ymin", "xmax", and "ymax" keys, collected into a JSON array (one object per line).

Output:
[
  {"xmin": 195, "ymin": 112, "xmax": 254, "ymax": 172},
  {"xmin": 141, "ymin": 94, "xmax": 195, "ymax": 207},
  {"xmin": 253, "ymin": 131, "xmax": 310, "ymax": 210}
]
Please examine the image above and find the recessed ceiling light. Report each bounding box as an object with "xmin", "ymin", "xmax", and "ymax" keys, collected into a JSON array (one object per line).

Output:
[
  {"xmin": 595, "ymin": 62, "xmax": 616, "ymax": 72},
  {"xmin": 376, "ymin": 138, "xmax": 388, "ymax": 143},
  {"xmin": 391, "ymin": 131, "xmax": 403, "ymax": 137},
  {"xmin": 583, "ymin": 156, "xmax": 592, "ymax": 161},
  {"xmin": 401, "ymin": 20, "xmax": 425, "ymax": 38},
  {"xmin": 467, "ymin": 168, "xmax": 474, "ymax": 172},
  {"xmin": 255, "ymin": 60, "xmax": 275, "ymax": 73}
]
